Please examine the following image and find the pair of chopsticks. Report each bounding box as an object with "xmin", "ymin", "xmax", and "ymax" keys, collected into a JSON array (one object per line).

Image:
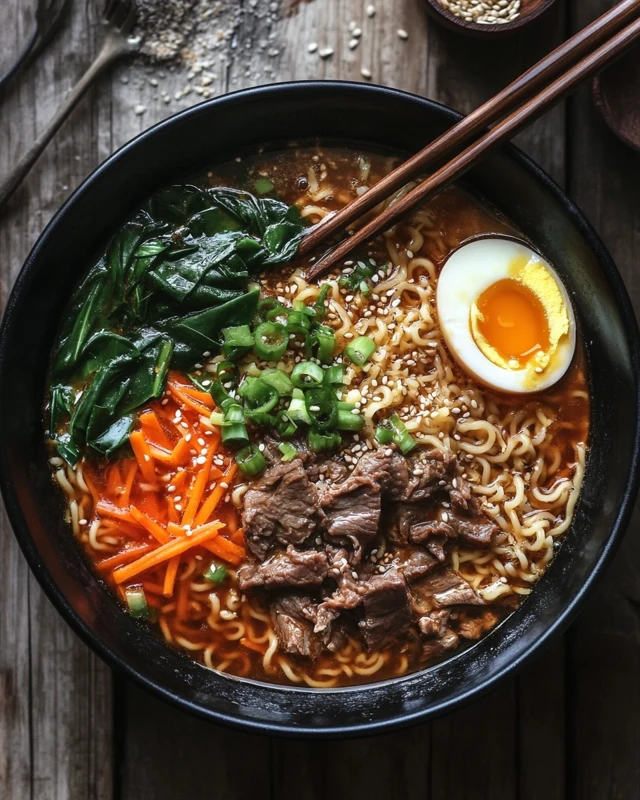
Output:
[{"xmin": 304, "ymin": 0, "xmax": 640, "ymax": 281}]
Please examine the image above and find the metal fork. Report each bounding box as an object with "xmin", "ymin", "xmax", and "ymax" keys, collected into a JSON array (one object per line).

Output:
[
  {"xmin": 0, "ymin": 0, "xmax": 139, "ymax": 210},
  {"xmin": 0, "ymin": 0, "xmax": 71, "ymax": 95}
]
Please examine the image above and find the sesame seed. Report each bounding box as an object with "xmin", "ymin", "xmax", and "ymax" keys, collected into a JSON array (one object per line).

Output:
[
  {"xmin": 308, "ymin": 42, "xmax": 318, "ymax": 53},
  {"xmin": 397, "ymin": 28, "xmax": 409, "ymax": 39},
  {"xmin": 361, "ymin": 67, "xmax": 372, "ymax": 79}
]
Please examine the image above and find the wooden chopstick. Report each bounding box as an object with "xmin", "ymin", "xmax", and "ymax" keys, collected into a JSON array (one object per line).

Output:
[{"xmin": 303, "ymin": 1, "xmax": 640, "ymax": 280}]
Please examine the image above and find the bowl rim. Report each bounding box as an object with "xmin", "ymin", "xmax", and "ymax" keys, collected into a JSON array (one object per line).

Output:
[{"xmin": 1, "ymin": 80, "xmax": 639, "ymax": 737}]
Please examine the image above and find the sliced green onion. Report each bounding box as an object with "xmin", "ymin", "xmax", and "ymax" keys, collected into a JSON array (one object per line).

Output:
[
  {"xmin": 275, "ymin": 410, "xmax": 297, "ymax": 438},
  {"xmin": 293, "ymin": 299, "xmax": 315, "ymax": 317},
  {"xmin": 258, "ymin": 297, "xmax": 282, "ymax": 320},
  {"xmin": 221, "ymin": 404, "xmax": 249, "ymax": 449},
  {"xmin": 311, "ymin": 324, "xmax": 336, "ymax": 364},
  {"xmin": 204, "ymin": 562, "xmax": 228, "ymax": 585},
  {"xmin": 210, "ymin": 379, "xmax": 233, "ymax": 409},
  {"xmin": 254, "ymin": 177, "xmax": 274, "ymax": 195},
  {"xmin": 344, "ymin": 336, "xmax": 376, "ymax": 366},
  {"xmin": 253, "ymin": 321, "xmax": 288, "ymax": 361},
  {"xmin": 245, "ymin": 411, "xmax": 277, "ymax": 427},
  {"xmin": 216, "ymin": 360, "xmax": 238, "ymax": 386},
  {"xmin": 308, "ymin": 429, "xmax": 341, "ymax": 452},
  {"xmin": 304, "ymin": 387, "xmax": 338, "ymax": 431},
  {"xmin": 260, "ymin": 367, "xmax": 294, "ymax": 396},
  {"xmin": 278, "ymin": 442, "xmax": 298, "ymax": 462},
  {"xmin": 286, "ymin": 310, "xmax": 312, "ymax": 335},
  {"xmin": 287, "ymin": 388, "xmax": 312, "ymax": 425},
  {"xmin": 236, "ymin": 443, "xmax": 267, "ymax": 476},
  {"xmin": 210, "ymin": 411, "xmax": 225, "ymax": 427},
  {"xmin": 323, "ymin": 365, "xmax": 345, "ymax": 386},
  {"xmin": 389, "ymin": 413, "xmax": 418, "ymax": 455},
  {"xmin": 313, "ymin": 284, "xmax": 331, "ymax": 321},
  {"xmin": 222, "ymin": 324, "xmax": 254, "ymax": 359},
  {"xmin": 125, "ymin": 586, "xmax": 149, "ymax": 619},
  {"xmin": 374, "ymin": 420, "xmax": 394, "ymax": 445},
  {"xmin": 336, "ymin": 408, "xmax": 364, "ymax": 432},
  {"xmin": 238, "ymin": 376, "xmax": 279, "ymax": 414},
  {"xmin": 291, "ymin": 360, "xmax": 324, "ymax": 389}
]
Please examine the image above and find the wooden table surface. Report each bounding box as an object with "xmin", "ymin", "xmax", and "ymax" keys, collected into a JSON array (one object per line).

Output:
[{"xmin": 1, "ymin": 1, "xmax": 639, "ymax": 797}]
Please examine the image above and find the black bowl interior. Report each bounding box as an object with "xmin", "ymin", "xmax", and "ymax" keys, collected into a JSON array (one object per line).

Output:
[{"xmin": 1, "ymin": 82, "xmax": 639, "ymax": 737}]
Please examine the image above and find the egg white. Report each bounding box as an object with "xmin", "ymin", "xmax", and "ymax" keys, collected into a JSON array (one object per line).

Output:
[{"xmin": 436, "ymin": 237, "xmax": 576, "ymax": 394}]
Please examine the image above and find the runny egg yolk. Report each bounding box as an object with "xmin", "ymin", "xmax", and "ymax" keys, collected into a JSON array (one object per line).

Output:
[{"xmin": 474, "ymin": 278, "xmax": 550, "ymax": 368}]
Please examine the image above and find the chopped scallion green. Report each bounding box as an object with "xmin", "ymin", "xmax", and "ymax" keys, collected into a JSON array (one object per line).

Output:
[
  {"xmin": 278, "ymin": 442, "xmax": 298, "ymax": 462},
  {"xmin": 260, "ymin": 368, "xmax": 294, "ymax": 396},
  {"xmin": 344, "ymin": 335, "xmax": 376, "ymax": 366},
  {"xmin": 236, "ymin": 443, "xmax": 267, "ymax": 476},
  {"xmin": 291, "ymin": 361, "xmax": 324, "ymax": 388},
  {"xmin": 125, "ymin": 586, "xmax": 149, "ymax": 619},
  {"xmin": 204, "ymin": 562, "xmax": 228, "ymax": 585}
]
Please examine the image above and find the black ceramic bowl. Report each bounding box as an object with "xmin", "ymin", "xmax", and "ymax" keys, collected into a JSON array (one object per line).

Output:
[{"xmin": 1, "ymin": 82, "xmax": 639, "ymax": 737}]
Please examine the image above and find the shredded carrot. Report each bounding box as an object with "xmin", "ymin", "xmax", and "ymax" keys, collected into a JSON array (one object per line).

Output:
[
  {"xmin": 168, "ymin": 383, "xmax": 213, "ymax": 417},
  {"xmin": 167, "ymin": 522, "xmax": 188, "ymax": 537},
  {"xmin": 113, "ymin": 521, "xmax": 223, "ymax": 584},
  {"xmin": 139, "ymin": 410, "xmax": 172, "ymax": 449},
  {"xmin": 136, "ymin": 490, "xmax": 162, "ymax": 522},
  {"xmin": 175, "ymin": 577, "xmax": 190, "ymax": 619},
  {"xmin": 181, "ymin": 386, "xmax": 215, "ymax": 406},
  {"xmin": 119, "ymin": 460, "xmax": 138, "ymax": 508},
  {"xmin": 148, "ymin": 444, "xmax": 175, "ymax": 464},
  {"xmin": 129, "ymin": 431, "xmax": 157, "ymax": 482},
  {"xmin": 230, "ymin": 527, "xmax": 245, "ymax": 546},
  {"xmin": 194, "ymin": 463, "xmax": 237, "ymax": 526},
  {"xmin": 203, "ymin": 535, "xmax": 245, "ymax": 566},
  {"xmin": 129, "ymin": 506, "xmax": 170, "ymax": 544},
  {"xmin": 97, "ymin": 544, "xmax": 153, "ymax": 571},
  {"xmin": 181, "ymin": 443, "xmax": 217, "ymax": 526},
  {"xmin": 170, "ymin": 436, "xmax": 192, "ymax": 467},
  {"xmin": 96, "ymin": 501, "xmax": 137, "ymax": 524},
  {"xmin": 163, "ymin": 556, "xmax": 180, "ymax": 597},
  {"xmin": 106, "ymin": 463, "xmax": 123, "ymax": 497},
  {"xmin": 240, "ymin": 637, "xmax": 267, "ymax": 655}
]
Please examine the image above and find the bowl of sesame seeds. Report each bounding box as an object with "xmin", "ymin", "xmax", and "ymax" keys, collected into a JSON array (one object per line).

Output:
[{"xmin": 423, "ymin": 0, "xmax": 558, "ymax": 38}]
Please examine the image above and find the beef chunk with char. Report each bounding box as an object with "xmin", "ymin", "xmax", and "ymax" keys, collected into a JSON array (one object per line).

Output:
[
  {"xmin": 237, "ymin": 546, "xmax": 329, "ymax": 591},
  {"xmin": 270, "ymin": 594, "xmax": 322, "ymax": 658},
  {"xmin": 320, "ymin": 476, "xmax": 381, "ymax": 562},
  {"xmin": 242, "ymin": 460, "xmax": 322, "ymax": 560},
  {"xmin": 359, "ymin": 570, "xmax": 412, "ymax": 650},
  {"xmin": 457, "ymin": 608, "xmax": 503, "ymax": 640},
  {"xmin": 421, "ymin": 629, "xmax": 460, "ymax": 662},
  {"xmin": 353, "ymin": 447, "xmax": 455, "ymax": 503},
  {"xmin": 407, "ymin": 512, "xmax": 497, "ymax": 551},
  {"xmin": 418, "ymin": 608, "xmax": 451, "ymax": 637},
  {"xmin": 411, "ymin": 568, "xmax": 484, "ymax": 614},
  {"xmin": 391, "ymin": 545, "xmax": 440, "ymax": 582},
  {"xmin": 353, "ymin": 449, "xmax": 410, "ymax": 500}
]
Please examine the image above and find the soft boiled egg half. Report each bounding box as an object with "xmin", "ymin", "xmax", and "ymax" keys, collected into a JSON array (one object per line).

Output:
[{"xmin": 436, "ymin": 237, "xmax": 576, "ymax": 394}]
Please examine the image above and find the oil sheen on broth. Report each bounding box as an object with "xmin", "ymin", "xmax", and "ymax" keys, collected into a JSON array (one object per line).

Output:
[{"xmin": 48, "ymin": 146, "xmax": 589, "ymax": 688}]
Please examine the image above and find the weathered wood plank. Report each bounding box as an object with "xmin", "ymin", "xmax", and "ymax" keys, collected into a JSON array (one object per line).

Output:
[
  {"xmin": 567, "ymin": 4, "xmax": 640, "ymax": 799},
  {"xmin": 0, "ymin": 2, "xmax": 113, "ymax": 799}
]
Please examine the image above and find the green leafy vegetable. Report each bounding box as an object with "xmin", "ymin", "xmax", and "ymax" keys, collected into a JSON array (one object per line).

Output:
[{"xmin": 49, "ymin": 184, "xmax": 306, "ymax": 463}]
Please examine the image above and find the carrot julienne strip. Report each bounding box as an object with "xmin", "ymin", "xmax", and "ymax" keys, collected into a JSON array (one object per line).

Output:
[
  {"xmin": 129, "ymin": 431, "xmax": 157, "ymax": 482},
  {"xmin": 176, "ymin": 577, "xmax": 190, "ymax": 619},
  {"xmin": 129, "ymin": 506, "xmax": 170, "ymax": 544},
  {"xmin": 203, "ymin": 535, "xmax": 245, "ymax": 566},
  {"xmin": 181, "ymin": 443, "xmax": 216, "ymax": 526},
  {"xmin": 181, "ymin": 386, "xmax": 215, "ymax": 406},
  {"xmin": 148, "ymin": 444, "xmax": 175, "ymax": 464},
  {"xmin": 194, "ymin": 463, "xmax": 237, "ymax": 526},
  {"xmin": 139, "ymin": 410, "xmax": 172, "ymax": 449},
  {"xmin": 168, "ymin": 383, "xmax": 213, "ymax": 417},
  {"xmin": 95, "ymin": 501, "xmax": 138, "ymax": 525},
  {"xmin": 112, "ymin": 522, "xmax": 223, "ymax": 584},
  {"xmin": 97, "ymin": 544, "xmax": 153, "ymax": 571},
  {"xmin": 170, "ymin": 437, "xmax": 192, "ymax": 467},
  {"xmin": 240, "ymin": 638, "xmax": 267, "ymax": 655},
  {"xmin": 167, "ymin": 522, "xmax": 188, "ymax": 537},
  {"xmin": 119, "ymin": 460, "xmax": 138, "ymax": 508},
  {"xmin": 163, "ymin": 556, "xmax": 180, "ymax": 597}
]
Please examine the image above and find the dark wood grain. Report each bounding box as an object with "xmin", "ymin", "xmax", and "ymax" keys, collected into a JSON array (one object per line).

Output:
[
  {"xmin": 567, "ymin": 5, "xmax": 640, "ymax": 798},
  {"xmin": 593, "ymin": 45, "xmax": 640, "ymax": 152}
]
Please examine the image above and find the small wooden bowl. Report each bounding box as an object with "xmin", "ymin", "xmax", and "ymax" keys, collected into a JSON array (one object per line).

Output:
[
  {"xmin": 592, "ymin": 46, "xmax": 640, "ymax": 153},
  {"xmin": 423, "ymin": 0, "xmax": 558, "ymax": 39}
]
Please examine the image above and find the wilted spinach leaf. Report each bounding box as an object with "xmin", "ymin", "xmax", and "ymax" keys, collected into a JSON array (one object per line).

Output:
[{"xmin": 49, "ymin": 183, "xmax": 306, "ymax": 464}]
